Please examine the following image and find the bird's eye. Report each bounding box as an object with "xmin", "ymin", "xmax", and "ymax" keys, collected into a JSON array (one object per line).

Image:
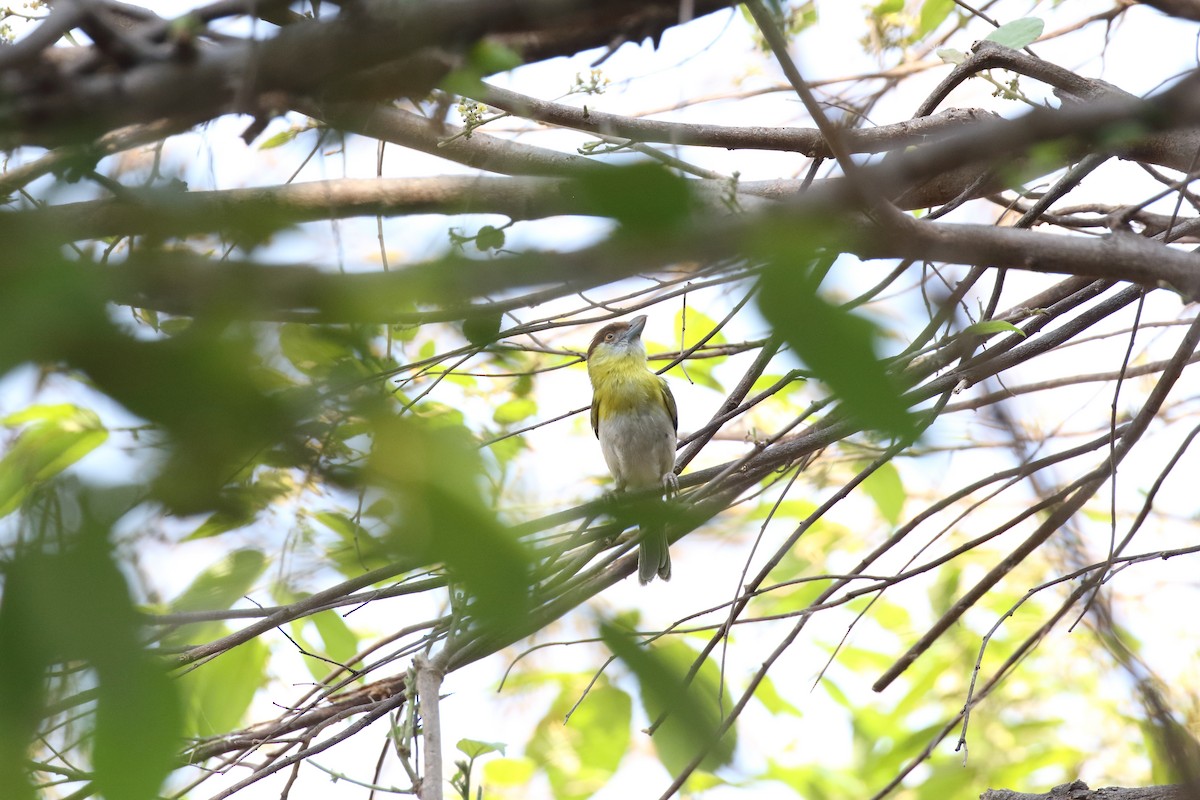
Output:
[{"xmin": 605, "ymin": 333, "xmax": 615, "ymax": 341}]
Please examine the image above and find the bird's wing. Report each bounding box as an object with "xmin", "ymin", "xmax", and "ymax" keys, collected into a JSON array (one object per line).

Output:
[
  {"xmin": 590, "ymin": 393, "xmax": 601, "ymax": 439},
  {"xmin": 659, "ymin": 377, "xmax": 678, "ymax": 433}
]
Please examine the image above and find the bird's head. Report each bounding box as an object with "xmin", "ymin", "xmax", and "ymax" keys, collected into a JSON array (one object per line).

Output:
[{"xmin": 587, "ymin": 315, "xmax": 648, "ymax": 372}]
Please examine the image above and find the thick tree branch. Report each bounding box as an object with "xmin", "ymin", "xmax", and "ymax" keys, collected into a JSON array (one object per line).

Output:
[
  {"xmin": 0, "ymin": 0, "xmax": 739, "ymax": 147},
  {"xmin": 1136, "ymin": 0, "xmax": 1200, "ymax": 21},
  {"xmin": 475, "ymin": 83, "xmax": 996, "ymax": 157},
  {"xmin": 85, "ymin": 196, "xmax": 1200, "ymax": 323},
  {"xmin": 26, "ymin": 175, "xmax": 769, "ymax": 242},
  {"xmin": 983, "ymin": 781, "xmax": 1194, "ymax": 800},
  {"xmin": 916, "ymin": 41, "xmax": 1200, "ymax": 172}
]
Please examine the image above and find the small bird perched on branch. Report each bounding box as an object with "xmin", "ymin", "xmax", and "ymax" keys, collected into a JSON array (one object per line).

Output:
[{"xmin": 587, "ymin": 314, "xmax": 679, "ymax": 584}]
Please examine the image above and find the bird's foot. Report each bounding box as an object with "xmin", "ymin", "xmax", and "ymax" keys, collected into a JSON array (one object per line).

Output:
[
  {"xmin": 662, "ymin": 471, "xmax": 679, "ymax": 496},
  {"xmin": 598, "ymin": 489, "xmax": 624, "ymax": 512}
]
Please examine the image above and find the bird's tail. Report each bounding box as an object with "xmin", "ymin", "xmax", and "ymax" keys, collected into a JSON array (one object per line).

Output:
[{"xmin": 638, "ymin": 525, "xmax": 671, "ymax": 584}]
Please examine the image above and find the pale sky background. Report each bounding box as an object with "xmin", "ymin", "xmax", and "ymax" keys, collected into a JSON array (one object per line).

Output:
[{"xmin": 3, "ymin": 1, "xmax": 1200, "ymax": 798}]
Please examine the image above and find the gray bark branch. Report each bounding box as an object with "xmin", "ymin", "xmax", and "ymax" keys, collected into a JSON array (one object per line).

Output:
[{"xmin": 983, "ymin": 781, "xmax": 1196, "ymax": 800}]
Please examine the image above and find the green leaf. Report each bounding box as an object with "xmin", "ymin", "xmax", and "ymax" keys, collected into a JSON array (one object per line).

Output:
[
  {"xmin": 667, "ymin": 357, "xmax": 723, "ymax": 393},
  {"xmin": 475, "ymin": 225, "xmax": 505, "ymax": 252},
  {"xmin": 369, "ymin": 416, "xmax": 531, "ymax": 628},
  {"xmin": 601, "ymin": 624, "xmax": 736, "ymax": 778},
  {"xmin": 0, "ymin": 247, "xmax": 311, "ymax": 516},
  {"xmin": 575, "ymin": 162, "xmax": 692, "ymax": 237},
  {"xmin": 857, "ymin": 460, "xmax": 905, "ymax": 525},
  {"xmin": 983, "ymin": 17, "xmax": 1044, "ymax": 49},
  {"xmin": 917, "ymin": 0, "xmax": 955, "ymax": 36},
  {"xmin": 93, "ymin": 646, "xmax": 181, "ymax": 800},
  {"xmin": 169, "ymin": 549, "xmax": 267, "ymax": 615},
  {"xmin": 493, "ymin": 397, "xmax": 537, "ymax": 425},
  {"xmin": 0, "ymin": 525, "xmax": 181, "ymax": 800},
  {"xmin": 482, "ymin": 756, "xmax": 536, "ymax": 787},
  {"xmin": 457, "ymin": 738, "xmax": 506, "ymax": 758},
  {"xmin": 2, "ymin": 403, "xmax": 93, "ymax": 426},
  {"xmin": 314, "ymin": 510, "xmax": 368, "ymax": 540},
  {"xmin": 462, "ymin": 311, "xmax": 502, "ymax": 345},
  {"xmin": 486, "ymin": 433, "xmax": 527, "ymax": 467},
  {"xmin": 674, "ymin": 308, "xmax": 727, "ymax": 348},
  {"xmin": 963, "ymin": 319, "xmax": 1026, "ymax": 337},
  {"xmin": 754, "ymin": 675, "xmax": 802, "ymax": 717},
  {"xmin": 0, "ymin": 565, "xmax": 48, "ymax": 800},
  {"xmin": 758, "ymin": 259, "xmax": 917, "ymax": 439},
  {"xmin": 315, "ymin": 511, "xmax": 392, "ymax": 575},
  {"xmin": 178, "ymin": 631, "xmax": 269, "ymax": 737},
  {"xmin": 442, "ymin": 42, "xmax": 522, "ymax": 95},
  {"xmin": 0, "ymin": 405, "xmax": 107, "ymax": 518},
  {"xmin": 289, "ymin": 609, "xmax": 360, "ymax": 682},
  {"xmin": 311, "ymin": 609, "xmax": 359, "ymax": 666},
  {"xmin": 279, "ymin": 322, "xmax": 359, "ymax": 375},
  {"xmin": 664, "ymin": 308, "xmax": 728, "ymax": 390},
  {"xmin": 258, "ymin": 128, "xmax": 299, "ymax": 150},
  {"xmin": 936, "ymin": 47, "xmax": 966, "ymax": 64},
  {"xmin": 527, "ymin": 678, "xmax": 631, "ymax": 800},
  {"xmin": 159, "ymin": 317, "xmax": 192, "ymax": 335},
  {"xmin": 185, "ymin": 510, "xmax": 251, "ymax": 540}
]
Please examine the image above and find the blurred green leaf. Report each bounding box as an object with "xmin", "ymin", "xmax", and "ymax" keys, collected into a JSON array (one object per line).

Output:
[
  {"xmin": 930, "ymin": 563, "xmax": 961, "ymax": 615},
  {"xmin": 983, "ymin": 17, "xmax": 1043, "ymax": 49},
  {"xmin": 165, "ymin": 549, "xmax": 266, "ymax": 649},
  {"xmin": 93, "ymin": 651, "xmax": 181, "ymax": 800},
  {"xmin": 758, "ymin": 257, "xmax": 916, "ymax": 439},
  {"xmin": 312, "ymin": 609, "xmax": 359, "ymax": 667},
  {"xmin": 527, "ymin": 678, "xmax": 631, "ymax": 800},
  {"xmin": 0, "ymin": 565, "xmax": 48, "ymax": 800},
  {"xmin": 258, "ymin": 128, "xmax": 299, "ymax": 150},
  {"xmin": 575, "ymin": 162, "xmax": 692, "ymax": 237},
  {"xmin": 178, "ymin": 630, "xmax": 269, "ymax": 738},
  {"xmin": 183, "ymin": 473, "xmax": 292, "ymax": 539},
  {"xmin": 917, "ymin": 0, "xmax": 955, "ymax": 37},
  {"xmin": 485, "ymin": 433, "xmax": 527, "ymax": 471},
  {"xmin": 458, "ymin": 738, "xmax": 506, "ymax": 758},
  {"xmin": 185, "ymin": 510, "xmax": 253, "ymax": 540},
  {"xmin": 369, "ymin": 416, "xmax": 531, "ymax": 627},
  {"xmin": 0, "ymin": 248, "xmax": 314, "ymax": 513},
  {"xmin": 937, "ymin": 47, "xmax": 966, "ymax": 64},
  {"xmin": 601, "ymin": 623, "xmax": 736, "ymax": 778},
  {"xmin": 290, "ymin": 609, "xmax": 360, "ymax": 683},
  {"xmin": 675, "ymin": 308, "xmax": 727, "ymax": 348},
  {"xmin": 493, "ymin": 397, "xmax": 537, "ymax": 425},
  {"xmin": 0, "ymin": 404, "xmax": 107, "ymax": 518},
  {"xmin": 755, "ymin": 675, "xmax": 802, "ymax": 717},
  {"xmin": 0, "ymin": 518, "xmax": 180, "ymax": 800},
  {"xmin": 667, "ymin": 353, "xmax": 724, "ymax": 393},
  {"xmin": 280, "ymin": 322, "xmax": 354, "ymax": 375},
  {"xmin": 317, "ymin": 511, "xmax": 394, "ymax": 575},
  {"xmin": 169, "ymin": 549, "xmax": 267, "ymax": 615},
  {"xmin": 442, "ymin": 42, "xmax": 522, "ymax": 96},
  {"xmin": 963, "ymin": 319, "xmax": 1025, "ymax": 337},
  {"xmin": 482, "ymin": 756, "xmax": 536, "ymax": 787},
  {"xmin": 857, "ymin": 460, "xmax": 905, "ymax": 526},
  {"xmin": 475, "ymin": 225, "xmax": 506, "ymax": 252},
  {"xmin": 462, "ymin": 311, "xmax": 503, "ymax": 345}
]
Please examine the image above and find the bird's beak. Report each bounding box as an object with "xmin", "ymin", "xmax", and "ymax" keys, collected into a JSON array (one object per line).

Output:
[{"xmin": 623, "ymin": 315, "xmax": 647, "ymax": 342}]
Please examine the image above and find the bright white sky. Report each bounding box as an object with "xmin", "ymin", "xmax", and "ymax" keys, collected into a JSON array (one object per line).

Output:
[{"xmin": 4, "ymin": 1, "xmax": 1200, "ymax": 798}]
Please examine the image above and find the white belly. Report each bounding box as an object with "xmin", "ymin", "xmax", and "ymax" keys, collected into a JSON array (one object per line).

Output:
[{"xmin": 598, "ymin": 405, "xmax": 677, "ymax": 491}]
